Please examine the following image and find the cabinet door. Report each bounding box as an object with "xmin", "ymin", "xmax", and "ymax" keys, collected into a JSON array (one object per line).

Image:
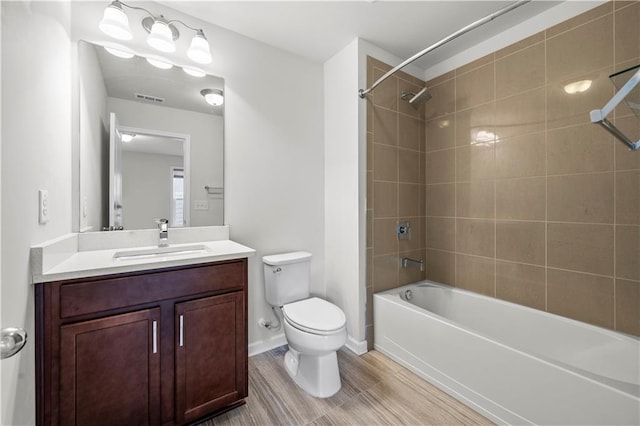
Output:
[
  {"xmin": 175, "ymin": 292, "xmax": 247, "ymax": 424},
  {"xmin": 59, "ymin": 308, "xmax": 161, "ymax": 426}
]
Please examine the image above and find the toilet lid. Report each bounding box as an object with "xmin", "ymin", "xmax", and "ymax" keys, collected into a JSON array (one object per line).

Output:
[{"xmin": 282, "ymin": 297, "xmax": 346, "ymax": 333}]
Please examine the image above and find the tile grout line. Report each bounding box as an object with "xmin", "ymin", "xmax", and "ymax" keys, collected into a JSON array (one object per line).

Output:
[
  {"xmin": 453, "ymin": 61, "xmax": 458, "ymax": 288},
  {"xmin": 612, "ymin": 8, "xmax": 617, "ymax": 331},
  {"xmin": 395, "ymin": 75, "xmax": 400, "ymax": 288},
  {"xmin": 493, "ymin": 53, "xmax": 498, "ymax": 298},
  {"xmin": 544, "ymin": 28, "xmax": 549, "ymax": 313}
]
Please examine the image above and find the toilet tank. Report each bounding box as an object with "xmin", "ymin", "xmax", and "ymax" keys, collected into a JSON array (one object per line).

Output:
[{"xmin": 262, "ymin": 251, "xmax": 312, "ymax": 306}]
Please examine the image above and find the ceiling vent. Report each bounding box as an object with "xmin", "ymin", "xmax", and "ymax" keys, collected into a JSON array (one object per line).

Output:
[{"xmin": 134, "ymin": 93, "xmax": 165, "ymax": 104}]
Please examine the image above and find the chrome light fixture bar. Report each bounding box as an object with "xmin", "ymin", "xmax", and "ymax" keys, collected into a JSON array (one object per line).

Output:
[{"xmin": 99, "ymin": 0, "xmax": 212, "ymax": 64}]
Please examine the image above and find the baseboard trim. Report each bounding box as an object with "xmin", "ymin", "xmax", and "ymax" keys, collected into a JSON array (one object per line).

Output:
[
  {"xmin": 248, "ymin": 334, "xmax": 287, "ymax": 357},
  {"xmin": 249, "ymin": 334, "xmax": 367, "ymax": 357},
  {"xmin": 345, "ymin": 336, "xmax": 368, "ymax": 355}
]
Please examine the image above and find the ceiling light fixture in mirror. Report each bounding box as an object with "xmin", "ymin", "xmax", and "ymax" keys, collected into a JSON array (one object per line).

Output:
[{"xmin": 201, "ymin": 89, "xmax": 224, "ymax": 107}]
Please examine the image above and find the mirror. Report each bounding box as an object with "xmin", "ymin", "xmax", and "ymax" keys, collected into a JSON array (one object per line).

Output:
[{"xmin": 77, "ymin": 40, "xmax": 224, "ymax": 232}]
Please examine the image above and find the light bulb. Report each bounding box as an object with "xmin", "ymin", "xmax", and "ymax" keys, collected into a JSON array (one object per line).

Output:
[
  {"xmin": 147, "ymin": 19, "xmax": 175, "ymax": 53},
  {"xmin": 187, "ymin": 31, "xmax": 212, "ymax": 64},
  {"xmin": 104, "ymin": 45, "xmax": 134, "ymax": 59},
  {"xmin": 201, "ymin": 89, "xmax": 224, "ymax": 106},
  {"xmin": 183, "ymin": 67, "xmax": 206, "ymax": 78},
  {"xmin": 99, "ymin": 1, "xmax": 132, "ymax": 40},
  {"xmin": 146, "ymin": 57, "xmax": 173, "ymax": 70}
]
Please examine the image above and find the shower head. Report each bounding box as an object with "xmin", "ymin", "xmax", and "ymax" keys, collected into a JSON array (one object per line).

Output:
[{"xmin": 401, "ymin": 87, "xmax": 432, "ymax": 109}]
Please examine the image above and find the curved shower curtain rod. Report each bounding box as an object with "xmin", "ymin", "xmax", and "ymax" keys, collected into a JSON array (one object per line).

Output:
[{"xmin": 358, "ymin": 0, "xmax": 531, "ymax": 99}]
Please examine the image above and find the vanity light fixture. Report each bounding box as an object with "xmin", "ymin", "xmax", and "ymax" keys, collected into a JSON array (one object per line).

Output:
[
  {"xmin": 98, "ymin": 1, "xmax": 132, "ymax": 40},
  {"xmin": 144, "ymin": 16, "xmax": 176, "ymax": 53},
  {"xmin": 99, "ymin": 1, "xmax": 213, "ymax": 64},
  {"xmin": 187, "ymin": 30, "xmax": 213, "ymax": 64},
  {"xmin": 201, "ymin": 89, "xmax": 224, "ymax": 106}
]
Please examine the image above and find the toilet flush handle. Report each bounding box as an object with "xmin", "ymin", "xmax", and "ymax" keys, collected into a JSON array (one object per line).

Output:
[{"xmin": 273, "ymin": 267, "xmax": 282, "ymax": 273}]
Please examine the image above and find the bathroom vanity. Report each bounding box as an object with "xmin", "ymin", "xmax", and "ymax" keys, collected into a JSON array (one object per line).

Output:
[{"xmin": 31, "ymin": 228, "xmax": 254, "ymax": 425}]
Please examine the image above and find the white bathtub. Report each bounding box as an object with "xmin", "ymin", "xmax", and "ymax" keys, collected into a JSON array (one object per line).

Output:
[{"xmin": 374, "ymin": 281, "xmax": 640, "ymax": 425}]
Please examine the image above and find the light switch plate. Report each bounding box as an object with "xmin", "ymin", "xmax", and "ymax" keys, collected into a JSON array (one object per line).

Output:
[
  {"xmin": 39, "ymin": 189, "xmax": 49, "ymax": 224},
  {"xmin": 194, "ymin": 200, "xmax": 209, "ymax": 211}
]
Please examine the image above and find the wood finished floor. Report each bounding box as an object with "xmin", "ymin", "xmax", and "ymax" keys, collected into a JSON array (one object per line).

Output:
[{"xmin": 198, "ymin": 346, "xmax": 493, "ymax": 426}]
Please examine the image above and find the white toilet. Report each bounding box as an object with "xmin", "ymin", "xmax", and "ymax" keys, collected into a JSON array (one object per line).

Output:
[{"xmin": 263, "ymin": 251, "xmax": 347, "ymax": 398}]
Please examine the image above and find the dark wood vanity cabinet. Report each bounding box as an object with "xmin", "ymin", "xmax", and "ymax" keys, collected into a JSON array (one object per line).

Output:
[
  {"xmin": 35, "ymin": 259, "xmax": 248, "ymax": 426},
  {"xmin": 175, "ymin": 292, "xmax": 245, "ymax": 424},
  {"xmin": 59, "ymin": 308, "xmax": 162, "ymax": 426}
]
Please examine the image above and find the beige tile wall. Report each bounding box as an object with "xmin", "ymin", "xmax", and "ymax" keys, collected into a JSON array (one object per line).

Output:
[
  {"xmin": 367, "ymin": 1, "xmax": 639, "ymax": 343},
  {"xmin": 366, "ymin": 57, "xmax": 427, "ymax": 348},
  {"xmin": 423, "ymin": 1, "xmax": 639, "ymax": 336}
]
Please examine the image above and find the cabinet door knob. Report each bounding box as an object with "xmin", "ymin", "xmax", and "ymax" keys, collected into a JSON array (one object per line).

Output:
[{"xmin": 1, "ymin": 328, "xmax": 27, "ymax": 359}]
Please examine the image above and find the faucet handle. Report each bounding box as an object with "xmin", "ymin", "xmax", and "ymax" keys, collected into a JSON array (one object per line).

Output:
[{"xmin": 155, "ymin": 218, "xmax": 169, "ymax": 230}]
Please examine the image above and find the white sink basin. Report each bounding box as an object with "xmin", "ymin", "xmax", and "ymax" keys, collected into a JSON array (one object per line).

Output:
[{"xmin": 113, "ymin": 244, "xmax": 208, "ymax": 261}]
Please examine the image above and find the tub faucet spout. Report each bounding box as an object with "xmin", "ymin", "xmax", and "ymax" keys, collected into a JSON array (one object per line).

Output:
[
  {"xmin": 401, "ymin": 257, "xmax": 424, "ymax": 272},
  {"xmin": 156, "ymin": 218, "xmax": 169, "ymax": 247}
]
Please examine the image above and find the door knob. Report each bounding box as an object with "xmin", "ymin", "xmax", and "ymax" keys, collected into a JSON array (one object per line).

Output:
[{"xmin": 1, "ymin": 328, "xmax": 27, "ymax": 359}]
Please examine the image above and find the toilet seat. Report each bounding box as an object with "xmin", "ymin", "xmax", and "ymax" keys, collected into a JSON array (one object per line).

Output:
[{"xmin": 282, "ymin": 297, "xmax": 346, "ymax": 336}]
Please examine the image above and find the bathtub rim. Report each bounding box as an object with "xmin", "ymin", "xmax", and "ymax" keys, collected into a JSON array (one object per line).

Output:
[
  {"xmin": 374, "ymin": 280, "xmax": 640, "ymax": 398},
  {"xmin": 377, "ymin": 280, "xmax": 639, "ymax": 344}
]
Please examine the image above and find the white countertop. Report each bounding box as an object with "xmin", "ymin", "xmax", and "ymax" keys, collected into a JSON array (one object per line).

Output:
[{"xmin": 31, "ymin": 227, "xmax": 255, "ymax": 283}]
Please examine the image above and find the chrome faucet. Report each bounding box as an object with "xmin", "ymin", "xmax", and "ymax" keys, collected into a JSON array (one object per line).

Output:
[
  {"xmin": 156, "ymin": 218, "xmax": 169, "ymax": 247},
  {"xmin": 401, "ymin": 257, "xmax": 424, "ymax": 272}
]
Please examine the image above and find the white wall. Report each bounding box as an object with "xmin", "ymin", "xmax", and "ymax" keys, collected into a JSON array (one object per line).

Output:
[
  {"xmin": 324, "ymin": 39, "xmax": 366, "ymax": 351},
  {"xmin": 1, "ymin": 2, "xmax": 72, "ymax": 424},
  {"xmin": 221, "ymin": 32, "xmax": 325, "ymax": 353}
]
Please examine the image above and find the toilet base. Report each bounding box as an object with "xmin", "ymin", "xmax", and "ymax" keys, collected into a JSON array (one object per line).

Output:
[{"xmin": 284, "ymin": 348, "xmax": 341, "ymax": 398}]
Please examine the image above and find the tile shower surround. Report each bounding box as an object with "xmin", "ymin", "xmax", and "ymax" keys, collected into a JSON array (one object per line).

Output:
[
  {"xmin": 366, "ymin": 57, "xmax": 428, "ymax": 349},
  {"xmin": 366, "ymin": 1, "xmax": 640, "ymax": 347}
]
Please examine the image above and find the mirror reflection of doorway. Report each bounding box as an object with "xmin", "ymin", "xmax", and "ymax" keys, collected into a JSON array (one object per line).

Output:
[{"xmin": 110, "ymin": 113, "xmax": 191, "ymax": 230}]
